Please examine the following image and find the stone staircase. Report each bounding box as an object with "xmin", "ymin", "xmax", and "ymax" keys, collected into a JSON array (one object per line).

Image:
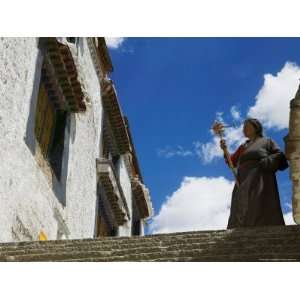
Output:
[{"xmin": 1, "ymin": 225, "xmax": 300, "ymax": 262}]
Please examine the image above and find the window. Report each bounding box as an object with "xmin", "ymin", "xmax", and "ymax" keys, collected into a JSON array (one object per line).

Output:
[
  {"xmin": 112, "ymin": 155, "xmax": 120, "ymax": 177},
  {"xmin": 34, "ymin": 80, "xmax": 67, "ymax": 181},
  {"xmin": 102, "ymin": 133, "xmax": 110, "ymax": 159},
  {"xmin": 28, "ymin": 38, "xmax": 85, "ymax": 206},
  {"xmin": 132, "ymin": 220, "xmax": 141, "ymax": 236},
  {"xmin": 95, "ymin": 191, "xmax": 118, "ymax": 237},
  {"xmin": 48, "ymin": 110, "xmax": 67, "ymax": 180},
  {"xmin": 34, "ymin": 83, "xmax": 55, "ymax": 158},
  {"xmin": 66, "ymin": 37, "xmax": 77, "ymax": 44},
  {"xmin": 96, "ymin": 214, "xmax": 117, "ymax": 237}
]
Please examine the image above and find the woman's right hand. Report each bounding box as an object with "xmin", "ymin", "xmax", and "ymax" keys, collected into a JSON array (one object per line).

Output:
[{"xmin": 220, "ymin": 139, "xmax": 227, "ymax": 150}]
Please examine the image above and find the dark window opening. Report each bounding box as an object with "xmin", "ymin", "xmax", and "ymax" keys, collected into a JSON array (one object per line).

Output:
[
  {"xmin": 112, "ymin": 154, "xmax": 120, "ymax": 176},
  {"xmin": 48, "ymin": 111, "xmax": 67, "ymax": 180},
  {"xmin": 102, "ymin": 135, "xmax": 110, "ymax": 159},
  {"xmin": 96, "ymin": 195, "xmax": 118, "ymax": 237},
  {"xmin": 132, "ymin": 219, "xmax": 141, "ymax": 236},
  {"xmin": 112, "ymin": 155, "xmax": 119, "ymax": 166},
  {"xmin": 132, "ymin": 199, "xmax": 142, "ymax": 236},
  {"xmin": 66, "ymin": 37, "xmax": 76, "ymax": 44}
]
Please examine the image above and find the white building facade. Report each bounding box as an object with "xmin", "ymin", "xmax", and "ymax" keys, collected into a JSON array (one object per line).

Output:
[{"xmin": 0, "ymin": 37, "xmax": 152, "ymax": 243}]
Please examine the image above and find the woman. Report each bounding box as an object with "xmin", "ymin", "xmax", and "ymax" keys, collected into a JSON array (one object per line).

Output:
[{"xmin": 219, "ymin": 118, "xmax": 288, "ymax": 229}]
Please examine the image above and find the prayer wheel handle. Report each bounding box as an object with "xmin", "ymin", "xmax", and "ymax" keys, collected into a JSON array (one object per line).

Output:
[{"xmin": 212, "ymin": 121, "xmax": 240, "ymax": 187}]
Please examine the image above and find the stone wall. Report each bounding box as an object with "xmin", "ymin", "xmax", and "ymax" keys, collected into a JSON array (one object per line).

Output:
[{"xmin": 285, "ymin": 87, "xmax": 300, "ymax": 224}]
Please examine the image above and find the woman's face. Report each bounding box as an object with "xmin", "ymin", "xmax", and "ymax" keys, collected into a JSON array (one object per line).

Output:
[{"xmin": 243, "ymin": 121, "xmax": 257, "ymax": 138}]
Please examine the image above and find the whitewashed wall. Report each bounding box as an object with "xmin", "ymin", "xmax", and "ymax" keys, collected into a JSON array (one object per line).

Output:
[
  {"xmin": 0, "ymin": 38, "xmax": 102, "ymax": 242},
  {"xmin": 0, "ymin": 38, "xmax": 64, "ymax": 242},
  {"xmin": 63, "ymin": 38, "xmax": 103, "ymax": 239},
  {"xmin": 0, "ymin": 37, "xmax": 138, "ymax": 242}
]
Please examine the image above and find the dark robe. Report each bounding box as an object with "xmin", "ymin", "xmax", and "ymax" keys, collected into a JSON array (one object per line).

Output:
[{"xmin": 226, "ymin": 137, "xmax": 288, "ymax": 229}]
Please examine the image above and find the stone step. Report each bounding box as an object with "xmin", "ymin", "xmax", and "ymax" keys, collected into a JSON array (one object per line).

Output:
[
  {"xmin": 1, "ymin": 232, "xmax": 299, "ymax": 259},
  {"xmin": 66, "ymin": 247, "xmax": 300, "ymax": 262},
  {"xmin": 5, "ymin": 244, "xmax": 300, "ymax": 262},
  {"xmin": 1, "ymin": 225, "xmax": 299, "ymax": 261},
  {"xmin": 66, "ymin": 252, "xmax": 300, "ymax": 262},
  {"xmin": 2, "ymin": 225, "xmax": 299, "ymax": 250},
  {"xmin": 2, "ymin": 239, "xmax": 300, "ymax": 262},
  {"xmin": 1, "ymin": 225, "xmax": 299, "ymax": 254}
]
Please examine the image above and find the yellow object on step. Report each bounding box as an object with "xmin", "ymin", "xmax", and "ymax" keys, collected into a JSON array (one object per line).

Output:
[{"xmin": 39, "ymin": 231, "xmax": 48, "ymax": 241}]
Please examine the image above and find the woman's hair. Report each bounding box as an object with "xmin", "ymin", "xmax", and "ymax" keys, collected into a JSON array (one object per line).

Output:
[{"xmin": 244, "ymin": 118, "xmax": 263, "ymax": 137}]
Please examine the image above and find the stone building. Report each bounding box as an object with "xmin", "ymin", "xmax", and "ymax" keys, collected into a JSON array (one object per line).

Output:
[
  {"xmin": 285, "ymin": 84, "xmax": 300, "ymax": 225},
  {"xmin": 0, "ymin": 37, "xmax": 152, "ymax": 243}
]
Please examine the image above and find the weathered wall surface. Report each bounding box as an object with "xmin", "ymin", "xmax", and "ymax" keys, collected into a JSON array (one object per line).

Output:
[
  {"xmin": 0, "ymin": 37, "xmax": 139, "ymax": 242},
  {"xmin": 63, "ymin": 38, "xmax": 103, "ymax": 239},
  {"xmin": 0, "ymin": 38, "xmax": 104, "ymax": 242},
  {"xmin": 0, "ymin": 38, "xmax": 64, "ymax": 242}
]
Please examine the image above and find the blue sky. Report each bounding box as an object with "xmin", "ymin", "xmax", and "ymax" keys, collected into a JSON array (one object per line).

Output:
[{"xmin": 106, "ymin": 38, "xmax": 300, "ymax": 233}]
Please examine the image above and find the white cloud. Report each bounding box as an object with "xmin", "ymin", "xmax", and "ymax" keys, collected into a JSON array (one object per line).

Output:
[
  {"xmin": 230, "ymin": 105, "xmax": 241, "ymax": 121},
  {"xmin": 196, "ymin": 62, "xmax": 300, "ymax": 164},
  {"xmin": 283, "ymin": 211, "xmax": 296, "ymax": 225},
  {"xmin": 150, "ymin": 176, "xmax": 295, "ymax": 234},
  {"xmin": 157, "ymin": 145, "xmax": 194, "ymax": 158},
  {"xmin": 159, "ymin": 122, "xmax": 245, "ymax": 163},
  {"xmin": 194, "ymin": 137, "xmax": 222, "ymax": 164},
  {"xmin": 150, "ymin": 176, "xmax": 234, "ymax": 234},
  {"xmin": 248, "ymin": 61, "xmax": 300, "ymax": 130},
  {"xmin": 105, "ymin": 37, "xmax": 126, "ymax": 49},
  {"xmin": 152, "ymin": 62, "xmax": 299, "ymax": 235},
  {"xmin": 216, "ymin": 111, "xmax": 224, "ymax": 122}
]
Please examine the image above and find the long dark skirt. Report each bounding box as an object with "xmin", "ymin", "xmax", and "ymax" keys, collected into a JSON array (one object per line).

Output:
[{"xmin": 227, "ymin": 164, "xmax": 285, "ymax": 229}]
